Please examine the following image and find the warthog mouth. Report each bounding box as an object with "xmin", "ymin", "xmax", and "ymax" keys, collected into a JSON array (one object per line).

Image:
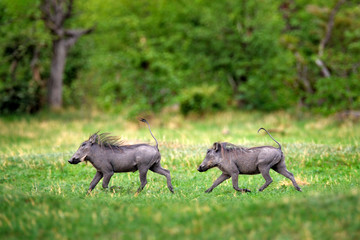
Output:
[
  {"xmin": 197, "ymin": 166, "xmax": 206, "ymax": 172},
  {"xmin": 68, "ymin": 155, "xmax": 86, "ymax": 164},
  {"xmin": 68, "ymin": 158, "xmax": 80, "ymax": 164}
]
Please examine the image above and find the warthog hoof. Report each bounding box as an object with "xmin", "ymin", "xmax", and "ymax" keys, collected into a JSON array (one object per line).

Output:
[{"xmin": 240, "ymin": 188, "xmax": 251, "ymax": 193}]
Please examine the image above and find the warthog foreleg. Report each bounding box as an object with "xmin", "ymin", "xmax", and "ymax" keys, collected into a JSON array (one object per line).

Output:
[
  {"xmin": 87, "ymin": 171, "xmax": 103, "ymax": 194},
  {"xmin": 231, "ymin": 173, "xmax": 251, "ymax": 193},
  {"xmin": 102, "ymin": 171, "xmax": 114, "ymax": 189},
  {"xmin": 205, "ymin": 173, "xmax": 230, "ymax": 193}
]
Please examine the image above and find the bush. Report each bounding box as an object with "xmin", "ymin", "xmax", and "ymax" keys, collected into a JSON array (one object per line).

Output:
[
  {"xmin": 309, "ymin": 75, "xmax": 360, "ymax": 114},
  {"xmin": 0, "ymin": 80, "xmax": 42, "ymax": 114},
  {"xmin": 2, "ymin": 0, "xmax": 359, "ymax": 115},
  {"xmin": 178, "ymin": 84, "xmax": 227, "ymax": 116}
]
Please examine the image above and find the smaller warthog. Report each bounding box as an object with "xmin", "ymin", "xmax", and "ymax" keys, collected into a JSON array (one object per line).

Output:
[
  {"xmin": 197, "ymin": 128, "xmax": 302, "ymax": 193},
  {"xmin": 68, "ymin": 119, "xmax": 174, "ymax": 194}
]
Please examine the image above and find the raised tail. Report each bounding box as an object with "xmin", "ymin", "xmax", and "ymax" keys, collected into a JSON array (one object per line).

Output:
[
  {"xmin": 140, "ymin": 118, "xmax": 159, "ymax": 150},
  {"xmin": 257, "ymin": 128, "xmax": 282, "ymax": 150}
]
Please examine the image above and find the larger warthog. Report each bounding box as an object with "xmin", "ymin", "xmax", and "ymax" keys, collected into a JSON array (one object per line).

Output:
[
  {"xmin": 197, "ymin": 128, "xmax": 302, "ymax": 193},
  {"xmin": 68, "ymin": 119, "xmax": 174, "ymax": 194}
]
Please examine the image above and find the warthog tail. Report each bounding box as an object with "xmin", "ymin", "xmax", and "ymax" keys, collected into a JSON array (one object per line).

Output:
[
  {"xmin": 258, "ymin": 128, "xmax": 282, "ymax": 150},
  {"xmin": 140, "ymin": 118, "xmax": 159, "ymax": 150}
]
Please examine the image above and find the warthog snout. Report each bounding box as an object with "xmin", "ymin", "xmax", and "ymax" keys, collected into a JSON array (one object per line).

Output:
[
  {"xmin": 68, "ymin": 157, "xmax": 80, "ymax": 164},
  {"xmin": 197, "ymin": 165, "xmax": 206, "ymax": 172}
]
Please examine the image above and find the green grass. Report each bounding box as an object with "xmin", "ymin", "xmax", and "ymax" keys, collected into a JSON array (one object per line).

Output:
[{"xmin": 0, "ymin": 111, "xmax": 359, "ymax": 239}]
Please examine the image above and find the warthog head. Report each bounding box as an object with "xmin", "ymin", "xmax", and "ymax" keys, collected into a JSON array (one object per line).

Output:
[
  {"xmin": 68, "ymin": 134, "xmax": 97, "ymax": 164},
  {"xmin": 197, "ymin": 142, "xmax": 223, "ymax": 172}
]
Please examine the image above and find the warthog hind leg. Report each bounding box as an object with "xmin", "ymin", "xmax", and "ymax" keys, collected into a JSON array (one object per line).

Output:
[
  {"xmin": 150, "ymin": 163, "xmax": 174, "ymax": 193},
  {"xmin": 273, "ymin": 166, "xmax": 302, "ymax": 191},
  {"xmin": 137, "ymin": 167, "xmax": 149, "ymax": 193},
  {"xmin": 258, "ymin": 166, "xmax": 273, "ymax": 191}
]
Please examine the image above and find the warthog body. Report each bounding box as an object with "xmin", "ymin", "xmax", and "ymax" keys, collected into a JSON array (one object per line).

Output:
[
  {"xmin": 68, "ymin": 119, "xmax": 174, "ymax": 194},
  {"xmin": 197, "ymin": 128, "xmax": 301, "ymax": 193}
]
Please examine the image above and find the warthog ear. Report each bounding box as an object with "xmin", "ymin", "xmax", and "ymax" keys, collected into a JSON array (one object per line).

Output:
[
  {"xmin": 213, "ymin": 142, "xmax": 221, "ymax": 152},
  {"xmin": 89, "ymin": 131, "xmax": 99, "ymax": 144}
]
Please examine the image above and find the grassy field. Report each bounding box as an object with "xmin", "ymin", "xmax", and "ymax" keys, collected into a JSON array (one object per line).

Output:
[{"xmin": 0, "ymin": 110, "xmax": 359, "ymax": 239}]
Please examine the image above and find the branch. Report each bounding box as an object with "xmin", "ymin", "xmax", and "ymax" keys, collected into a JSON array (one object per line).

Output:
[
  {"xmin": 9, "ymin": 60, "xmax": 18, "ymax": 81},
  {"xmin": 315, "ymin": 0, "xmax": 346, "ymax": 78},
  {"xmin": 30, "ymin": 46, "xmax": 45, "ymax": 87},
  {"xmin": 64, "ymin": 0, "xmax": 74, "ymax": 19},
  {"xmin": 352, "ymin": 62, "xmax": 360, "ymax": 74},
  {"xmin": 64, "ymin": 27, "xmax": 95, "ymax": 49},
  {"xmin": 40, "ymin": 1, "xmax": 56, "ymax": 29},
  {"xmin": 318, "ymin": 0, "xmax": 346, "ymax": 57},
  {"xmin": 40, "ymin": 0, "xmax": 73, "ymax": 36},
  {"xmin": 227, "ymin": 75, "xmax": 237, "ymax": 94},
  {"xmin": 64, "ymin": 27, "xmax": 94, "ymax": 37},
  {"xmin": 315, "ymin": 59, "xmax": 331, "ymax": 78},
  {"xmin": 295, "ymin": 52, "xmax": 314, "ymax": 93}
]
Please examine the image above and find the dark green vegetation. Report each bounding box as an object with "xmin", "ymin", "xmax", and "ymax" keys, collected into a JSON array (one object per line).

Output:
[
  {"xmin": 1, "ymin": 0, "xmax": 360, "ymax": 115},
  {"xmin": 0, "ymin": 112, "xmax": 359, "ymax": 239}
]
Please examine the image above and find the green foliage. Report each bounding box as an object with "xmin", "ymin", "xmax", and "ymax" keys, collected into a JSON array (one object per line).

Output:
[
  {"xmin": 0, "ymin": 0, "xmax": 49, "ymax": 114},
  {"xmin": 309, "ymin": 75, "xmax": 360, "ymax": 114},
  {"xmin": 0, "ymin": 80, "xmax": 42, "ymax": 114},
  {"xmin": 62, "ymin": 42, "xmax": 93, "ymax": 108},
  {"xmin": 0, "ymin": 111, "xmax": 360, "ymax": 239},
  {"xmin": 178, "ymin": 85, "xmax": 226, "ymax": 116},
  {"xmin": 1, "ymin": 0, "xmax": 359, "ymax": 114},
  {"xmin": 280, "ymin": 1, "xmax": 360, "ymax": 111}
]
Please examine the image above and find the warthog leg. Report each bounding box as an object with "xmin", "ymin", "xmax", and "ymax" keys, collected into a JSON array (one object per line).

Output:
[
  {"xmin": 87, "ymin": 171, "xmax": 104, "ymax": 194},
  {"xmin": 136, "ymin": 167, "xmax": 149, "ymax": 193},
  {"xmin": 102, "ymin": 171, "xmax": 114, "ymax": 189},
  {"xmin": 273, "ymin": 163, "xmax": 302, "ymax": 191},
  {"xmin": 88, "ymin": 171, "xmax": 103, "ymax": 192},
  {"xmin": 150, "ymin": 163, "xmax": 174, "ymax": 193},
  {"xmin": 205, "ymin": 173, "xmax": 230, "ymax": 193},
  {"xmin": 231, "ymin": 173, "xmax": 251, "ymax": 193},
  {"xmin": 258, "ymin": 165, "xmax": 273, "ymax": 191}
]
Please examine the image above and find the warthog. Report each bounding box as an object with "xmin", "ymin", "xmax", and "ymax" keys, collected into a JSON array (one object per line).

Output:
[
  {"xmin": 197, "ymin": 128, "xmax": 302, "ymax": 193},
  {"xmin": 68, "ymin": 119, "xmax": 174, "ymax": 194}
]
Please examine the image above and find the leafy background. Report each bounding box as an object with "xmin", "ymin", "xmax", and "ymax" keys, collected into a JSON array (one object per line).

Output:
[{"xmin": 1, "ymin": 0, "xmax": 359, "ymax": 115}]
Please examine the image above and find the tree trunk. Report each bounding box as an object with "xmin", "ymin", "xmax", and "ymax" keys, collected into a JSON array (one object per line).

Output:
[
  {"xmin": 48, "ymin": 39, "xmax": 67, "ymax": 109},
  {"xmin": 41, "ymin": 0, "xmax": 94, "ymax": 110}
]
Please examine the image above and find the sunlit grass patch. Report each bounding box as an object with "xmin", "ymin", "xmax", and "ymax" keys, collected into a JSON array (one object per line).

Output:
[{"xmin": 0, "ymin": 111, "xmax": 359, "ymax": 239}]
